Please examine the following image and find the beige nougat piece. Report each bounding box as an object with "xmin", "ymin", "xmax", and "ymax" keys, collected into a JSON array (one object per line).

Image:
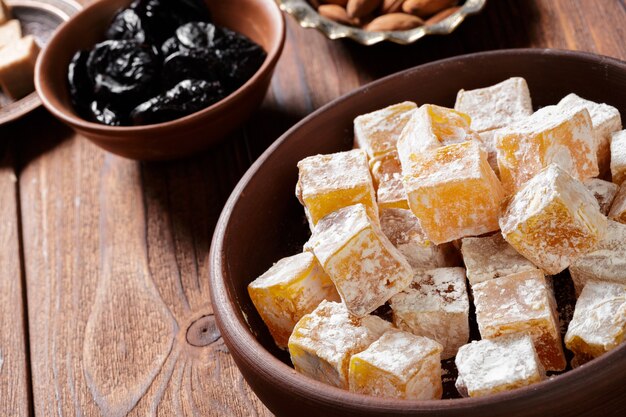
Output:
[
  {"xmin": 402, "ymin": 141, "xmax": 506, "ymax": 244},
  {"xmin": 288, "ymin": 301, "xmax": 392, "ymax": 389},
  {"xmin": 0, "ymin": 20, "xmax": 21, "ymax": 50},
  {"xmin": 354, "ymin": 102, "xmax": 417, "ymax": 159},
  {"xmin": 454, "ymin": 77, "xmax": 533, "ymax": 133},
  {"xmin": 370, "ymin": 152, "xmax": 408, "ymax": 209},
  {"xmin": 608, "ymin": 183, "xmax": 626, "ymax": 224},
  {"xmin": 389, "ymin": 268, "xmax": 469, "ymax": 359},
  {"xmin": 565, "ymin": 281, "xmax": 626, "ymax": 367},
  {"xmin": 611, "ymin": 130, "xmax": 626, "ymax": 185},
  {"xmin": 461, "ymin": 234, "xmax": 538, "ymax": 286},
  {"xmin": 570, "ymin": 220, "xmax": 626, "ymax": 295},
  {"xmin": 349, "ymin": 330, "xmax": 443, "ymax": 400},
  {"xmin": 248, "ymin": 252, "xmax": 340, "ymax": 348},
  {"xmin": 558, "ymin": 93, "xmax": 622, "ymax": 176},
  {"xmin": 397, "ymin": 104, "xmax": 480, "ymax": 169},
  {"xmin": 0, "ymin": 35, "xmax": 40, "ymax": 99},
  {"xmin": 379, "ymin": 208, "xmax": 459, "ymax": 271},
  {"xmin": 500, "ymin": 164, "xmax": 607, "ymax": 275},
  {"xmin": 0, "ymin": 0, "xmax": 10, "ymax": 24},
  {"xmin": 455, "ymin": 333, "xmax": 545, "ymax": 398},
  {"xmin": 495, "ymin": 105, "xmax": 598, "ymax": 193},
  {"xmin": 584, "ymin": 178, "xmax": 619, "ymax": 216},
  {"xmin": 306, "ymin": 204, "xmax": 413, "ymax": 317},
  {"xmin": 473, "ymin": 269, "xmax": 566, "ymax": 371},
  {"xmin": 296, "ymin": 149, "xmax": 378, "ymax": 228}
]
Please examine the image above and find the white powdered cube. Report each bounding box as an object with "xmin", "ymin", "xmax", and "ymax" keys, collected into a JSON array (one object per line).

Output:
[
  {"xmin": 583, "ymin": 178, "xmax": 619, "ymax": 215},
  {"xmin": 349, "ymin": 330, "xmax": 443, "ymax": 400},
  {"xmin": 565, "ymin": 281, "xmax": 626, "ymax": 367},
  {"xmin": 455, "ymin": 333, "xmax": 545, "ymax": 398},
  {"xmin": 611, "ymin": 130, "xmax": 626, "ymax": 186},
  {"xmin": 461, "ymin": 233, "xmax": 538, "ymax": 285},
  {"xmin": 570, "ymin": 220, "xmax": 626, "ymax": 295},
  {"xmin": 288, "ymin": 301, "xmax": 392, "ymax": 389},
  {"xmin": 558, "ymin": 93, "xmax": 622, "ymax": 176},
  {"xmin": 0, "ymin": 35, "xmax": 40, "ymax": 99},
  {"xmin": 454, "ymin": 77, "xmax": 533, "ymax": 133},
  {"xmin": 0, "ymin": 19, "xmax": 21, "ymax": 50},
  {"xmin": 389, "ymin": 268, "xmax": 469, "ymax": 359}
]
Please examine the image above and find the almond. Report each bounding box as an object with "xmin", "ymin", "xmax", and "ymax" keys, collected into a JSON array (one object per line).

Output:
[
  {"xmin": 321, "ymin": 0, "xmax": 349, "ymax": 6},
  {"xmin": 402, "ymin": 0, "xmax": 458, "ymax": 18},
  {"xmin": 425, "ymin": 6, "xmax": 460, "ymax": 25},
  {"xmin": 381, "ymin": 0, "xmax": 405, "ymax": 14},
  {"xmin": 318, "ymin": 4, "xmax": 359, "ymax": 26},
  {"xmin": 365, "ymin": 12, "xmax": 424, "ymax": 31},
  {"xmin": 346, "ymin": 0, "xmax": 383, "ymax": 18}
]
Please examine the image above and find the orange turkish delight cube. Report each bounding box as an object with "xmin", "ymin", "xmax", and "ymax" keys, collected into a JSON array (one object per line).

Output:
[
  {"xmin": 354, "ymin": 101, "xmax": 417, "ymax": 159},
  {"xmin": 473, "ymin": 269, "xmax": 566, "ymax": 371},
  {"xmin": 306, "ymin": 204, "xmax": 413, "ymax": 317},
  {"xmin": 500, "ymin": 164, "xmax": 607, "ymax": 275},
  {"xmin": 369, "ymin": 152, "xmax": 408, "ymax": 209},
  {"xmin": 495, "ymin": 105, "xmax": 598, "ymax": 193},
  {"xmin": 609, "ymin": 183, "xmax": 626, "ymax": 224},
  {"xmin": 248, "ymin": 252, "xmax": 340, "ymax": 348},
  {"xmin": 348, "ymin": 330, "xmax": 443, "ymax": 400},
  {"xmin": 402, "ymin": 141, "xmax": 506, "ymax": 244},
  {"xmin": 296, "ymin": 149, "xmax": 378, "ymax": 228}
]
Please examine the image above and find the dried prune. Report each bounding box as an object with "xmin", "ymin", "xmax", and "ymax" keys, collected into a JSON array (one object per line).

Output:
[
  {"xmin": 106, "ymin": 9, "xmax": 146, "ymax": 43},
  {"xmin": 162, "ymin": 49, "xmax": 223, "ymax": 88},
  {"xmin": 86, "ymin": 40, "xmax": 159, "ymax": 108},
  {"xmin": 67, "ymin": 50, "xmax": 93, "ymax": 110},
  {"xmin": 89, "ymin": 101, "xmax": 124, "ymax": 126},
  {"xmin": 129, "ymin": 0, "xmax": 211, "ymax": 44},
  {"xmin": 130, "ymin": 79, "xmax": 224, "ymax": 125},
  {"xmin": 214, "ymin": 28, "xmax": 266, "ymax": 90},
  {"xmin": 176, "ymin": 22, "xmax": 217, "ymax": 50}
]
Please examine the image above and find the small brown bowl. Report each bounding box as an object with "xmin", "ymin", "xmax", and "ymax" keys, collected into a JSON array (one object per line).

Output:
[
  {"xmin": 35, "ymin": 0, "xmax": 285, "ymax": 160},
  {"xmin": 209, "ymin": 49, "xmax": 626, "ymax": 417}
]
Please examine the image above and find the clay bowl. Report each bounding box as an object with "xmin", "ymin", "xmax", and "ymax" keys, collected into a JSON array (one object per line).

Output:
[
  {"xmin": 35, "ymin": 0, "xmax": 285, "ymax": 160},
  {"xmin": 209, "ymin": 49, "xmax": 626, "ymax": 417}
]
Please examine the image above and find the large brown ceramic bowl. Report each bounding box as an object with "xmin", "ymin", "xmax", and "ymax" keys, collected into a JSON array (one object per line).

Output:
[
  {"xmin": 35, "ymin": 0, "xmax": 285, "ymax": 160},
  {"xmin": 209, "ymin": 49, "xmax": 626, "ymax": 417}
]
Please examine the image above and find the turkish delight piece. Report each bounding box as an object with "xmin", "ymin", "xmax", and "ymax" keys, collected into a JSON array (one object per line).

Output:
[
  {"xmin": 379, "ymin": 208, "xmax": 459, "ymax": 271},
  {"xmin": 296, "ymin": 149, "xmax": 378, "ymax": 228},
  {"xmin": 0, "ymin": 19, "xmax": 21, "ymax": 50},
  {"xmin": 306, "ymin": 204, "xmax": 413, "ymax": 317},
  {"xmin": 455, "ymin": 333, "xmax": 545, "ymax": 398},
  {"xmin": 0, "ymin": 35, "xmax": 40, "ymax": 99},
  {"xmin": 389, "ymin": 267, "xmax": 469, "ymax": 359},
  {"xmin": 611, "ymin": 130, "xmax": 626, "ymax": 186},
  {"xmin": 495, "ymin": 105, "xmax": 598, "ymax": 193},
  {"xmin": 473, "ymin": 269, "xmax": 566, "ymax": 371},
  {"xmin": 248, "ymin": 252, "xmax": 340, "ymax": 348},
  {"xmin": 570, "ymin": 220, "xmax": 626, "ymax": 296},
  {"xmin": 354, "ymin": 101, "xmax": 417, "ymax": 159},
  {"xmin": 609, "ymin": 183, "xmax": 626, "ymax": 224},
  {"xmin": 583, "ymin": 178, "xmax": 619, "ymax": 216},
  {"xmin": 558, "ymin": 94, "xmax": 622, "ymax": 176},
  {"xmin": 402, "ymin": 141, "xmax": 506, "ymax": 244},
  {"xmin": 461, "ymin": 234, "xmax": 538, "ymax": 286},
  {"xmin": 349, "ymin": 330, "xmax": 443, "ymax": 400},
  {"xmin": 397, "ymin": 104, "xmax": 480, "ymax": 169},
  {"xmin": 369, "ymin": 152, "xmax": 407, "ymax": 209},
  {"xmin": 0, "ymin": 0, "xmax": 11, "ymax": 24},
  {"xmin": 500, "ymin": 164, "xmax": 607, "ymax": 275},
  {"xmin": 477, "ymin": 129, "xmax": 501, "ymax": 175},
  {"xmin": 289, "ymin": 301, "xmax": 392, "ymax": 389},
  {"xmin": 564, "ymin": 281, "xmax": 626, "ymax": 367},
  {"xmin": 454, "ymin": 77, "xmax": 533, "ymax": 133}
]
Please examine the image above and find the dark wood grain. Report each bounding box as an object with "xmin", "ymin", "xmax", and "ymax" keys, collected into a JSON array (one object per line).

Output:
[{"xmin": 4, "ymin": 0, "xmax": 626, "ymax": 415}]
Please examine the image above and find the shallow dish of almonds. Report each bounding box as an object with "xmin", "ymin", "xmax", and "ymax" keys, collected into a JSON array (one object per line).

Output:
[
  {"xmin": 209, "ymin": 49, "xmax": 626, "ymax": 417},
  {"xmin": 275, "ymin": 0, "xmax": 487, "ymax": 45}
]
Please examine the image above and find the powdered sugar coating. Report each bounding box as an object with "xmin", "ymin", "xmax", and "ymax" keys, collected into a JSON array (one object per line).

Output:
[
  {"xmin": 354, "ymin": 102, "xmax": 417, "ymax": 159},
  {"xmin": 454, "ymin": 77, "xmax": 533, "ymax": 133},
  {"xmin": 369, "ymin": 152, "xmax": 407, "ymax": 209},
  {"xmin": 455, "ymin": 333, "xmax": 544, "ymax": 398},
  {"xmin": 583, "ymin": 178, "xmax": 619, "ymax": 215},
  {"xmin": 611, "ymin": 130, "xmax": 626, "ymax": 186},
  {"xmin": 565, "ymin": 281, "xmax": 626, "ymax": 366},
  {"xmin": 609, "ymin": 183, "xmax": 626, "ymax": 224}
]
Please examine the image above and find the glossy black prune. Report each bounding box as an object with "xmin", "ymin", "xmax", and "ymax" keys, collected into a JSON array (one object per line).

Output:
[
  {"xmin": 213, "ymin": 27, "xmax": 266, "ymax": 90},
  {"xmin": 129, "ymin": 0, "xmax": 211, "ymax": 44},
  {"xmin": 89, "ymin": 101, "xmax": 124, "ymax": 126},
  {"xmin": 106, "ymin": 8, "xmax": 146, "ymax": 43},
  {"xmin": 86, "ymin": 40, "xmax": 159, "ymax": 107},
  {"xmin": 162, "ymin": 49, "xmax": 223, "ymax": 88},
  {"xmin": 130, "ymin": 79, "xmax": 224, "ymax": 125},
  {"xmin": 67, "ymin": 50, "xmax": 93, "ymax": 110}
]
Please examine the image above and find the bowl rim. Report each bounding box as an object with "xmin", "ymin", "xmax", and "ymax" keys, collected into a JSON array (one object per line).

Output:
[
  {"xmin": 209, "ymin": 48, "xmax": 626, "ymax": 412},
  {"xmin": 34, "ymin": 0, "xmax": 286, "ymax": 135}
]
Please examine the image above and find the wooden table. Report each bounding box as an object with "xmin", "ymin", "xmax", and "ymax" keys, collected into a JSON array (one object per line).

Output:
[{"xmin": 1, "ymin": 0, "xmax": 625, "ymax": 415}]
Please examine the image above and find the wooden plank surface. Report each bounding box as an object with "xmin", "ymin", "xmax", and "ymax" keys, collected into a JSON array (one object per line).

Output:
[{"xmin": 7, "ymin": 0, "xmax": 626, "ymax": 416}]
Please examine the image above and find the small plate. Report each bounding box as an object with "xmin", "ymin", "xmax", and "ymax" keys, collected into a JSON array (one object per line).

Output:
[{"xmin": 0, "ymin": 0, "xmax": 81, "ymax": 125}]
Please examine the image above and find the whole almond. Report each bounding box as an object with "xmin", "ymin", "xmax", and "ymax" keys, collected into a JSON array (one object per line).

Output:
[
  {"xmin": 426, "ymin": 6, "xmax": 460, "ymax": 25},
  {"xmin": 381, "ymin": 0, "xmax": 405, "ymax": 14},
  {"xmin": 319, "ymin": 4, "xmax": 358, "ymax": 25},
  {"xmin": 321, "ymin": 0, "xmax": 349, "ymax": 6},
  {"xmin": 365, "ymin": 12, "xmax": 424, "ymax": 31},
  {"xmin": 402, "ymin": 0, "xmax": 458, "ymax": 18},
  {"xmin": 346, "ymin": 0, "xmax": 383, "ymax": 18}
]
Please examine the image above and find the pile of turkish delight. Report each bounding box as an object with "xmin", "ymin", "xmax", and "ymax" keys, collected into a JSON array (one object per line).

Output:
[{"xmin": 248, "ymin": 78, "xmax": 626, "ymax": 400}]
